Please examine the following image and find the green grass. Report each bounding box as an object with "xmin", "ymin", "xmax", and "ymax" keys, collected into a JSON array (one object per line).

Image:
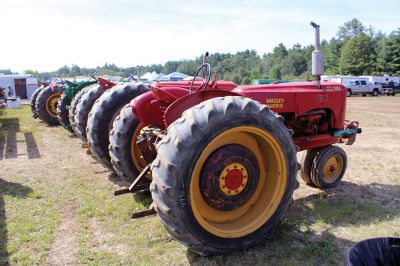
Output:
[{"xmin": 0, "ymin": 102, "xmax": 399, "ymax": 265}]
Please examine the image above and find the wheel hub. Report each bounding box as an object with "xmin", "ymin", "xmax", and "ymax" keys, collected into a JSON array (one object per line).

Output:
[
  {"xmin": 219, "ymin": 163, "xmax": 248, "ymax": 196},
  {"xmin": 323, "ymin": 156, "xmax": 341, "ymax": 181},
  {"xmin": 200, "ymin": 144, "xmax": 259, "ymax": 211},
  {"xmin": 45, "ymin": 93, "xmax": 62, "ymax": 117}
]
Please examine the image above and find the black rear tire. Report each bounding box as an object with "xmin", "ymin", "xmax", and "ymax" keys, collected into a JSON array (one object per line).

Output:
[
  {"xmin": 35, "ymin": 86, "xmax": 63, "ymax": 125},
  {"xmin": 74, "ymin": 84, "xmax": 106, "ymax": 143},
  {"xmin": 109, "ymin": 103, "xmax": 146, "ymax": 184},
  {"xmin": 57, "ymin": 93, "xmax": 74, "ymax": 133},
  {"xmin": 68, "ymin": 86, "xmax": 92, "ymax": 135},
  {"xmin": 30, "ymin": 87, "xmax": 42, "ymax": 115},
  {"xmin": 87, "ymin": 83, "xmax": 148, "ymax": 171},
  {"xmin": 150, "ymin": 96, "xmax": 298, "ymax": 255}
]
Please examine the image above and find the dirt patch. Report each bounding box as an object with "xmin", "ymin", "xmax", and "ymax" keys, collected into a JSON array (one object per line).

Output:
[
  {"xmin": 46, "ymin": 203, "xmax": 78, "ymax": 266},
  {"xmin": 87, "ymin": 217, "xmax": 130, "ymax": 260}
]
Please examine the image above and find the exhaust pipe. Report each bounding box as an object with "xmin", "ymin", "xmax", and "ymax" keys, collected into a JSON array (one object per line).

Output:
[{"xmin": 310, "ymin": 21, "xmax": 324, "ymax": 88}]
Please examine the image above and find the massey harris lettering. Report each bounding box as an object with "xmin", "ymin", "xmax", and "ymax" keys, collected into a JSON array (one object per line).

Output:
[{"xmin": 265, "ymin": 98, "xmax": 285, "ymax": 109}]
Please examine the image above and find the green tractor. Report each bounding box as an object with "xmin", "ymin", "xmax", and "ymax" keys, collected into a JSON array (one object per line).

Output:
[{"xmin": 56, "ymin": 73, "xmax": 98, "ymax": 133}]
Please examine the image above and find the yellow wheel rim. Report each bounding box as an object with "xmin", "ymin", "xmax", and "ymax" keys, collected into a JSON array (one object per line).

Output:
[
  {"xmin": 130, "ymin": 123, "xmax": 152, "ymax": 179},
  {"xmin": 190, "ymin": 126, "xmax": 287, "ymax": 238},
  {"xmin": 322, "ymin": 155, "xmax": 343, "ymax": 182},
  {"xmin": 45, "ymin": 93, "xmax": 62, "ymax": 117}
]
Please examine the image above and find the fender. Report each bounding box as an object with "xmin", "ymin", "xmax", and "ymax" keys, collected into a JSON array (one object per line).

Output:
[
  {"xmin": 164, "ymin": 90, "xmax": 241, "ymax": 126},
  {"xmin": 97, "ymin": 77, "xmax": 116, "ymax": 89},
  {"xmin": 131, "ymin": 91, "xmax": 167, "ymax": 129}
]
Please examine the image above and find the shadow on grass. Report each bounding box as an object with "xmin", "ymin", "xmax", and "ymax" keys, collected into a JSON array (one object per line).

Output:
[
  {"xmin": 0, "ymin": 178, "xmax": 33, "ymax": 266},
  {"xmin": 292, "ymin": 181, "xmax": 400, "ymax": 227},
  {"xmin": 185, "ymin": 181, "xmax": 400, "ymax": 265},
  {"xmin": 186, "ymin": 222, "xmax": 354, "ymax": 265},
  {"xmin": 0, "ymin": 118, "xmax": 41, "ymax": 160}
]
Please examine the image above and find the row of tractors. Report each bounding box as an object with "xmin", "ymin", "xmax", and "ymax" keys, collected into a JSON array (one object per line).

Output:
[{"xmin": 29, "ymin": 23, "xmax": 361, "ymax": 255}]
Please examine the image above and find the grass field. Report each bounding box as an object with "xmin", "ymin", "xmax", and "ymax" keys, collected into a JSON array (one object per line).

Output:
[{"xmin": 0, "ymin": 96, "xmax": 399, "ymax": 265}]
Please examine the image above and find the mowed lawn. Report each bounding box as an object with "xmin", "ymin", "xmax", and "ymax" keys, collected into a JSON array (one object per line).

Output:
[{"xmin": 0, "ymin": 96, "xmax": 399, "ymax": 265}]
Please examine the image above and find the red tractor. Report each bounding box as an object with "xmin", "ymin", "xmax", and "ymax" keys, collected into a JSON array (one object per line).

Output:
[{"xmin": 113, "ymin": 22, "xmax": 361, "ymax": 255}]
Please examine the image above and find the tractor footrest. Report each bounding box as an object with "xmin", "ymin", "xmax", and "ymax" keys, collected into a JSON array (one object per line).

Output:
[
  {"xmin": 114, "ymin": 183, "xmax": 150, "ymax": 196},
  {"xmin": 82, "ymin": 143, "xmax": 89, "ymax": 149},
  {"xmin": 114, "ymin": 164, "xmax": 151, "ymax": 196},
  {"xmin": 131, "ymin": 203, "xmax": 156, "ymax": 219}
]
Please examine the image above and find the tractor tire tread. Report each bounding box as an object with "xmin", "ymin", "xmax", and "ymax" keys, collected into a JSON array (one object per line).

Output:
[
  {"xmin": 57, "ymin": 93, "xmax": 74, "ymax": 133},
  {"xmin": 87, "ymin": 82, "xmax": 148, "ymax": 171},
  {"xmin": 74, "ymin": 84, "xmax": 105, "ymax": 142},
  {"xmin": 35, "ymin": 86, "xmax": 63, "ymax": 125},
  {"xmin": 150, "ymin": 96, "xmax": 298, "ymax": 255}
]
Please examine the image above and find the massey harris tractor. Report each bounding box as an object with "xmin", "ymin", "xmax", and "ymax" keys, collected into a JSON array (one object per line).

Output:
[
  {"xmin": 113, "ymin": 22, "xmax": 361, "ymax": 255},
  {"xmin": 85, "ymin": 71, "xmax": 151, "ymax": 171}
]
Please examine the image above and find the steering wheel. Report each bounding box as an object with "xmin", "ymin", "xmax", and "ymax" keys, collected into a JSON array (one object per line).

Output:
[
  {"xmin": 189, "ymin": 52, "xmax": 211, "ymax": 94},
  {"xmin": 89, "ymin": 70, "xmax": 98, "ymax": 81},
  {"xmin": 127, "ymin": 69, "xmax": 138, "ymax": 81}
]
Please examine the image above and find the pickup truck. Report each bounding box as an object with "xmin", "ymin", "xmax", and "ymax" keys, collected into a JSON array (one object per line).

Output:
[
  {"xmin": 381, "ymin": 82, "xmax": 400, "ymax": 96},
  {"xmin": 343, "ymin": 80, "xmax": 382, "ymax": 97}
]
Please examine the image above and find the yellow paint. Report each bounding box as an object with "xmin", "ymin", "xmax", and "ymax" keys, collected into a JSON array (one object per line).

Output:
[
  {"xmin": 322, "ymin": 154, "xmax": 343, "ymax": 182},
  {"xmin": 265, "ymin": 98, "xmax": 285, "ymax": 109},
  {"xmin": 45, "ymin": 93, "xmax": 62, "ymax": 117},
  {"xmin": 190, "ymin": 126, "xmax": 287, "ymax": 238},
  {"xmin": 219, "ymin": 162, "xmax": 248, "ymax": 196},
  {"xmin": 130, "ymin": 123, "xmax": 152, "ymax": 180}
]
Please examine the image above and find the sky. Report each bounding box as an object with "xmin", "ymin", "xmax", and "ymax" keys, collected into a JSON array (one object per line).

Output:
[{"xmin": 0, "ymin": 0, "xmax": 398, "ymax": 73}]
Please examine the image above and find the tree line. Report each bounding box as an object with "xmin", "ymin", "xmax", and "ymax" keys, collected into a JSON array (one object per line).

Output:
[{"xmin": 3, "ymin": 19, "xmax": 399, "ymax": 85}]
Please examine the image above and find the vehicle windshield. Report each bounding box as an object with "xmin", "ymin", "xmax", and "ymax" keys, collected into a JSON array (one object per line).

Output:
[{"xmin": 343, "ymin": 81, "xmax": 353, "ymax": 87}]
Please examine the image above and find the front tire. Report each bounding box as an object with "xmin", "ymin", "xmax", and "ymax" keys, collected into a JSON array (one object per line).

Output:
[
  {"xmin": 311, "ymin": 145, "xmax": 347, "ymax": 189},
  {"xmin": 346, "ymin": 89, "xmax": 351, "ymax": 97},
  {"xmin": 87, "ymin": 83, "xmax": 148, "ymax": 171},
  {"xmin": 35, "ymin": 86, "xmax": 63, "ymax": 125},
  {"xmin": 300, "ymin": 148, "xmax": 321, "ymax": 185},
  {"xmin": 150, "ymin": 96, "xmax": 298, "ymax": 255}
]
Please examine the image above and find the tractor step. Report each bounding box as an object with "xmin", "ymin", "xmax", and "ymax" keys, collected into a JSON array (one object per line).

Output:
[
  {"xmin": 81, "ymin": 143, "xmax": 89, "ymax": 149},
  {"xmin": 114, "ymin": 164, "xmax": 151, "ymax": 196},
  {"xmin": 114, "ymin": 183, "xmax": 150, "ymax": 196},
  {"xmin": 131, "ymin": 203, "xmax": 156, "ymax": 219},
  {"xmin": 113, "ymin": 164, "xmax": 156, "ymax": 219}
]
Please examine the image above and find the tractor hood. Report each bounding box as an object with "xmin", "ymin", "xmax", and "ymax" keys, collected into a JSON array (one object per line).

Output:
[{"xmin": 232, "ymin": 81, "xmax": 346, "ymax": 116}]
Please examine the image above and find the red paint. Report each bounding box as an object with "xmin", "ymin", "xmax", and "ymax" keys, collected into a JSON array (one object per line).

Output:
[
  {"xmin": 225, "ymin": 169, "xmax": 244, "ymax": 190},
  {"xmin": 132, "ymin": 80, "xmax": 352, "ymax": 151},
  {"xmin": 97, "ymin": 77, "xmax": 116, "ymax": 89}
]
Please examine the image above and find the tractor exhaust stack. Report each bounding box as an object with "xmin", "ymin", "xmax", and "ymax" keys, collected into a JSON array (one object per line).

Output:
[{"xmin": 310, "ymin": 21, "xmax": 324, "ymax": 88}]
